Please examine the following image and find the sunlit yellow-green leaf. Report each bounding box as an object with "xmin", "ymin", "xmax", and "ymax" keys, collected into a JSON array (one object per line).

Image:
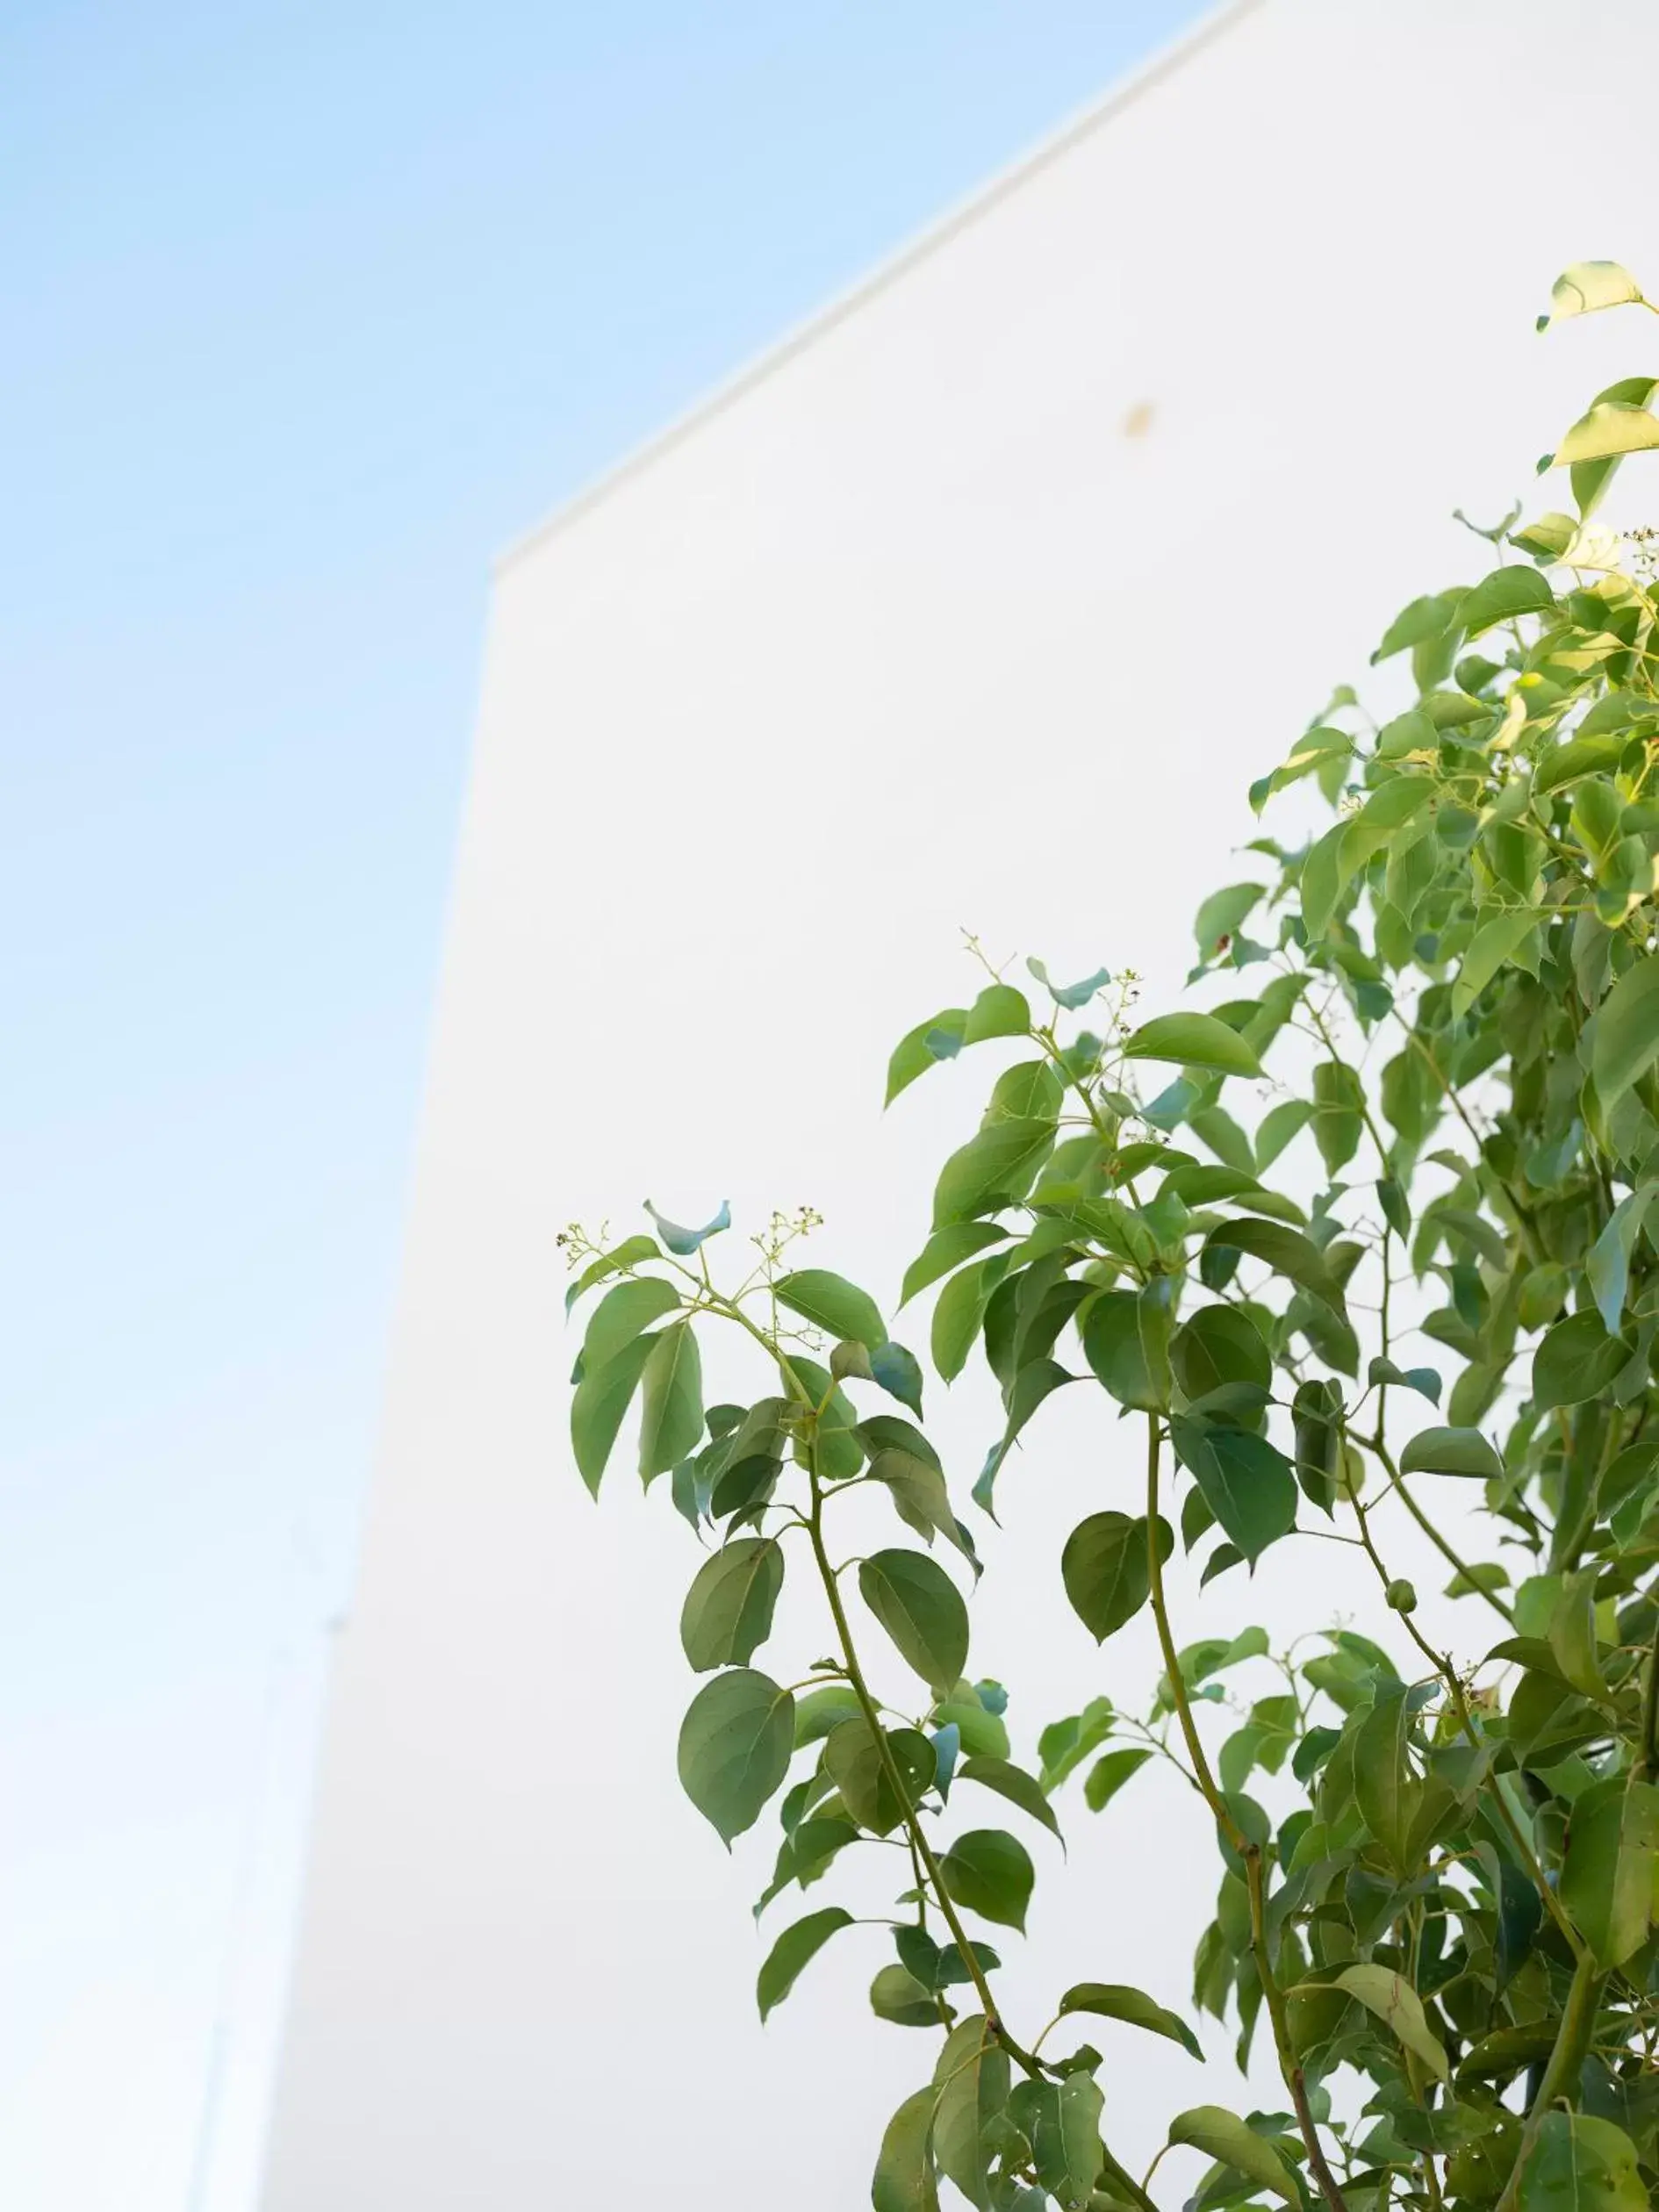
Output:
[{"xmin": 1541, "ymin": 260, "xmax": 1644, "ymax": 326}]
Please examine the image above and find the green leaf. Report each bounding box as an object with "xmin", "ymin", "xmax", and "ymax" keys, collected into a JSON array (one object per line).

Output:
[
  {"xmin": 1296, "ymin": 827, "xmax": 1348, "ymax": 944},
  {"xmin": 1167, "ymin": 2107, "xmax": 1296, "ymax": 2202},
  {"xmin": 1427, "ymin": 1203, "xmax": 1510, "ymax": 1273},
  {"xmin": 1027, "ymin": 958, "xmax": 1110, "ymax": 1009},
  {"xmin": 1158, "ymin": 1163, "xmax": 1255, "ymax": 1204},
  {"xmin": 1457, "ymin": 565, "xmax": 1555, "ymax": 640},
  {"xmin": 957, "ymin": 1756, "xmax": 1062, "ymax": 1842},
  {"xmin": 1560, "ymin": 1775, "xmax": 1659, "ymax": 1969},
  {"xmin": 1372, "ymin": 591, "xmax": 1465, "ymax": 663},
  {"xmin": 570, "ymin": 1332, "xmax": 656, "ymax": 1496},
  {"xmin": 1511, "ymin": 511, "xmax": 1576, "ymax": 559},
  {"xmin": 887, "ymin": 1010, "xmax": 967, "ymax": 1106},
  {"xmin": 774, "ymin": 1268, "xmax": 885, "ymax": 1348},
  {"xmin": 932, "ymin": 2017, "xmax": 1010, "ymax": 2211},
  {"xmin": 1311, "ymin": 1059, "xmax": 1365, "ymax": 1174},
  {"xmin": 1061, "ymin": 1511, "xmax": 1169, "ymax": 1641},
  {"xmin": 1058, "ymin": 1980, "xmax": 1203, "ymax": 2059},
  {"xmin": 638, "ymin": 1322, "xmax": 704, "ymax": 1478},
  {"xmin": 757, "ymin": 1906, "xmax": 853, "ymax": 2022},
  {"xmin": 1354, "ymin": 1682, "xmax": 1415, "ymax": 1868},
  {"xmin": 564, "ymin": 1232, "xmax": 661, "ymax": 1313},
  {"xmin": 1189, "ymin": 1627, "xmax": 1271, "ymax": 1685},
  {"xmin": 823, "ymin": 1716, "xmax": 935, "ymax": 1835},
  {"xmin": 1079, "ymin": 1291, "xmax": 1159, "ymax": 1406},
  {"xmin": 679, "ymin": 1537, "xmax": 785, "ymax": 1670},
  {"xmin": 707, "ymin": 1397, "xmax": 790, "ymax": 1519},
  {"xmin": 1446, "ymin": 1562, "xmax": 1511, "ymax": 1600},
  {"xmin": 1533, "ymin": 732, "xmax": 1630, "ymax": 798},
  {"xmin": 1292, "ymin": 1378, "xmax": 1342, "ymax": 1512},
  {"xmin": 643, "ymin": 1198, "xmax": 730, "ymax": 1254},
  {"xmin": 1368, "ymin": 1356, "xmax": 1441, "ymax": 1406},
  {"xmin": 1333, "ymin": 1964, "xmax": 1449, "ymax": 2083},
  {"xmin": 1124, "ymin": 1013, "xmax": 1262, "ymax": 1079},
  {"xmin": 1587, "ymin": 1191, "xmax": 1657, "ymax": 1336},
  {"xmin": 858, "ymin": 1550, "xmax": 970, "ymax": 1696},
  {"xmin": 793, "ymin": 1683, "xmax": 863, "ymax": 1745},
  {"xmin": 1398, "ymin": 1426, "xmax": 1503, "ymax": 1481},
  {"xmin": 1083, "ymin": 1745, "xmax": 1153, "ymax": 1812},
  {"xmin": 975, "ymin": 1357, "xmax": 1077, "ymax": 1512},
  {"xmin": 1555, "ymin": 400, "xmax": 1659, "ymax": 466},
  {"xmin": 901, "ymin": 1224, "xmax": 1011, "ymax": 1307},
  {"xmin": 872, "ymin": 2086, "xmax": 941, "ymax": 2212},
  {"xmin": 831, "ymin": 1338, "xmax": 875, "ymax": 1383},
  {"xmin": 962, "ymin": 982, "xmax": 1031, "ymax": 1043},
  {"xmin": 1568, "ymin": 380, "xmax": 1659, "ymax": 520},
  {"xmin": 1518, "ymin": 2112, "xmax": 1647, "ymax": 2212},
  {"xmin": 1252, "ymin": 725, "xmax": 1353, "ymax": 813},
  {"xmin": 932, "ymin": 1117, "xmax": 1056, "ymax": 1227},
  {"xmin": 1170, "ymin": 1305, "xmax": 1272, "ymax": 1399},
  {"xmin": 1010, "ymin": 2072, "xmax": 1104, "ymax": 2208},
  {"xmin": 1256, "ymin": 1097, "xmax": 1311, "ymax": 1168},
  {"xmin": 1033, "ymin": 1192, "xmax": 1152, "ymax": 1268},
  {"xmin": 1533, "ymin": 1311, "xmax": 1630, "ymax": 1412},
  {"xmin": 1542, "ymin": 261, "xmax": 1646, "ymax": 325},
  {"xmin": 1548, "ymin": 1567, "xmax": 1608, "ymax": 1700},
  {"xmin": 1519, "ymin": 1263, "xmax": 1569, "ymax": 1332},
  {"xmin": 1201, "ymin": 1218, "xmax": 1347, "ymax": 1317},
  {"xmin": 1304, "ymin": 779, "xmax": 1436, "ymax": 937},
  {"xmin": 1458, "ymin": 2021, "xmax": 1562, "ymax": 2085},
  {"xmin": 1052, "ymin": 2072, "xmax": 1105, "ymax": 2206},
  {"xmin": 927, "ymin": 1935, "xmax": 1002, "ymax": 1989},
  {"xmin": 932, "ymin": 1260, "xmax": 1001, "ymax": 1382},
  {"xmin": 938, "ymin": 1828, "xmax": 1034, "ymax": 1932},
  {"xmin": 1194, "ymin": 883, "xmax": 1267, "ymax": 959},
  {"xmin": 860, "ymin": 1418, "xmax": 967, "ymax": 1555},
  {"xmin": 765, "ymin": 1813, "xmax": 858, "ymax": 1900},
  {"xmin": 1169, "ymin": 1418, "xmax": 1297, "ymax": 1562},
  {"xmin": 985, "ymin": 1059, "xmax": 1064, "ymax": 1123},
  {"xmin": 1453, "ymin": 908, "xmax": 1541, "ymax": 1020},
  {"xmin": 579, "ymin": 1277, "xmax": 678, "ymax": 1370},
  {"xmin": 1186, "ymin": 1102, "xmax": 1254, "ymax": 1170},
  {"xmin": 1038, "ymin": 1697, "xmax": 1116, "ymax": 1792},
  {"xmin": 871, "ymin": 1341, "xmax": 926, "ymax": 1417},
  {"xmin": 677, "ymin": 1669, "xmax": 794, "ymax": 1844},
  {"xmin": 1592, "ymin": 955, "xmax": 1659, "ymax": 1105},
  {"xmin": 870, "ymin": 1964, "xmax": 939, "ymax": 2029}
]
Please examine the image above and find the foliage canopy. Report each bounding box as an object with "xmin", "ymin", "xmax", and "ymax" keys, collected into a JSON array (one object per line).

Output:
[{"xmin": 566, "ymin": 262, "xmax": 1659, "ymax": 2212}]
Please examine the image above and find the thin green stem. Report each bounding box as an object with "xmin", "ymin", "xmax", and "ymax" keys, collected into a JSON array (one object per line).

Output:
[
  {"xmin": 802, "ymin": 1446, "xmax": 1041, "ymax": 2077},
  {"xmin": 1353, "ymin": 1426, "xmax": 1515, "ymax": 1626},
  {"xmin": 1548, "ymin": 1408, "xmax": 1621, "ymax": 1576},
  {"xmin": 1344, "ymin": 1476, "xmax": 1583, "ymax": 1961},
  {"xmin": 1637, "ymin": 1611, "xmax": 1659, "ymax": 1785},
  {"xmin": 700, "ymin": 1285, "xmax": 1044, "ymax": 2071},
  {"xmin": 1382, "ymin": 1008, "xmax": 1541, "ymax": 1260},
  {"xmin": 1304, "ymin": 993, "xmax": 1392, "ymax": 1174},
  {"xmin": 1099, "ymin": 2144, "xmax": 1163, "ymax": 2212},
  {"xmin": 1143, "ymin": 1417, "xmax": 1350, "ymax": 2212},
  {"xmin": 1493, "ymin": 1951, "xmax": 1604, "ymax": 2212}
]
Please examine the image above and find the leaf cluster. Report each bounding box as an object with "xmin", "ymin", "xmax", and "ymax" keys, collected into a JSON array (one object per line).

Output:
[{"xmin": 567, "ymin": 263, "xmax": 1659, "ymax": 2212}]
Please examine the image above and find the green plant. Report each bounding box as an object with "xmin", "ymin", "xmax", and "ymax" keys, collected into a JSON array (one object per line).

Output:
[{"xmin": 564, "ymin": 262, "xmax": 1659, "ymax": 2212}]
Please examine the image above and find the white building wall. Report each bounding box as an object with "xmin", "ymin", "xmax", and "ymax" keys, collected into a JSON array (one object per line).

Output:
[{"xmin": 264, "ymin": 3, "xmax": 1659, "ymax": 2203}]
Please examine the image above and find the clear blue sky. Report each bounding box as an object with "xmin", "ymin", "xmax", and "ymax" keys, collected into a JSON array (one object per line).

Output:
[{"xmin": 1, "ymin": 4, "xmax": 1205, "ymax": 2204}]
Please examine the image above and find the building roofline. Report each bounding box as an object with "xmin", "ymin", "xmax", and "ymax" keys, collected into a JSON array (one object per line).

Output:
[{"xmin": 494, "ymin": 0, "xmax": 1266, "ymax": 578}]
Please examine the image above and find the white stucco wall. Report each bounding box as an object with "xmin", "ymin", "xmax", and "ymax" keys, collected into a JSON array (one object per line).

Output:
[{"xmin": 264, "ymin": 3, "xmax": 1659, "ymax": 2202}]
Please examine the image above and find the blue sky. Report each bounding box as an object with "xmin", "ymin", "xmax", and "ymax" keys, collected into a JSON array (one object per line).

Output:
[{"xmin": 1, "ymin": 4, "xmax": 1205, "ymax": 2203}]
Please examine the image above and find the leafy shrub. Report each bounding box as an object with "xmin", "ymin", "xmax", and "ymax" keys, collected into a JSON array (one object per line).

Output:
[{"xmin": 566, "ymin": 262, "xmax": 1659, "ymax": 2212}]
